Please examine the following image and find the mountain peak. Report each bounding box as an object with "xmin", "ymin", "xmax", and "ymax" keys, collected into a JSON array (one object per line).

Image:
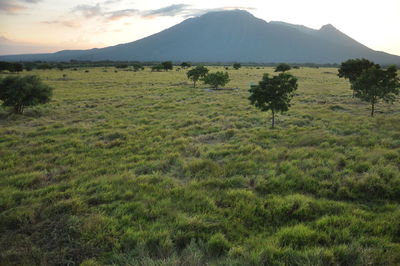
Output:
[
  {"xmin": 200, "ymin": 9, "xmax": 255, "ymax": 19},
  {"xmin": 1, "ymin": 10, "xmax": 399, "ymax": 64},
  {"xmin": 320, "ymin": 24, "xmax": 337, "ymax": 31}
]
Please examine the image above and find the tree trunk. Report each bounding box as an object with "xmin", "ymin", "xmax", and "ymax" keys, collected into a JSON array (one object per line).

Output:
[
  {"xmin": 371, "ymin": 102, "xmax": 375, "ymax": 117},
  {"xmin": 14, "ymin": 104, "xmax": 23, "ymax": 114},
  {"xmin": 271, "ymin": 110, "xmax": 275, "ymax": 129},
  {"xmin": 193, "ymin": 80, "xmax": 196, "ymax": 88}
]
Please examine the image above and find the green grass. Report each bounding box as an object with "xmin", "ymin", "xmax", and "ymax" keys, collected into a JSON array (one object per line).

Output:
[{"xmin": 1, "ymin": 66, "xmax": 400, "ymax": 265}]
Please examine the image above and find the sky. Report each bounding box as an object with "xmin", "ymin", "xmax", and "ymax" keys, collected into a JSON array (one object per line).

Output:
[{"xmin": 0, "ymin": 0, "xmax": 399, "ymax": 55}]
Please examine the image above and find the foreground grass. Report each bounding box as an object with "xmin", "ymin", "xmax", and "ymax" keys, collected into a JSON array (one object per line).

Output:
[{"xmin": 1, "ymin": 67, "xmax": 399, "ymax": 265}]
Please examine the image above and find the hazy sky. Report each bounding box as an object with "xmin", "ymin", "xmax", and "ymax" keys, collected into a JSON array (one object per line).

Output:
[{"xmin": 0, "ymin": 0, "xmax": 399, "ymax": 55}]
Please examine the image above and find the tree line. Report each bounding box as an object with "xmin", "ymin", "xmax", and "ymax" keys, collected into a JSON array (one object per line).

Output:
[{"xmin": 0, "ymin": 60, "xmax": 398, "ymax": 124}]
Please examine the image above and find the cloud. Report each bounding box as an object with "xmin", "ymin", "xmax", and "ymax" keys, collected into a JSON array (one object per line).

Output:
[
  {"xmin": 143, "ymin": 4, "xmax": 190, "ymax": 18},
  {"xmin": 69, "ymin": 3, "xmax": 256, "ymax": 22},
  {"xmin": 0, "ymin": 0, "xmax": 42, "ymax": 14},
  {"xmin": 18, "ymin": 0, "xmax": 42, "ymax": 3},
  {"xmin": 72, "ymin": 3, "xmax": 102, "ymax": 18},
  {"xmin": 0, "ymin": 1, "xmax": 26, "ymax": 14},
  {"xmin": 104, "ymin": 0, "xmax": 124, "ymax": 5},
  {"xmin": 106, "ymin": 9, "xmax": 138, "ymax": 21},
  {"xmin": 42, "ymin": 20, "xmax": 81, "ymax": 28}
]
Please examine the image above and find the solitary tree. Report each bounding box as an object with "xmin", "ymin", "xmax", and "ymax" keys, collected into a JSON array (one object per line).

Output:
[
  {"xmin": 249, "ymin": 73, "xmax": 298, "ymax": 128},
  {"xmin": 161, "ymin": 61, "xmax": 173, "ymax": 71},
  {"xmin": 186, "ymin": 66, "xmax": 209, "ymax": 88},
  {"xmin": 274, "ymin": 63, "xmax": 291, "ymax": 72},
  {"xmin": 180, "ymin": 62, "xmax": 191, "ymax": 69},
  {"xmin": 352, "ymin": 65, "xmax": 399, "ymax": 116},
  {"xmin": 0, "ymin": 75, "xmax": 53, "ymax": 114},
  {"xmin": 338, "ymin": 58, "xmax": 377, "ymax": 97},
  {"xmin": 203, "ymin": 72, "xmax": 230, "ymax": 90},
  {"xmin": 233, "ymin": 63, "xmax": 241, "ymax": 70}
]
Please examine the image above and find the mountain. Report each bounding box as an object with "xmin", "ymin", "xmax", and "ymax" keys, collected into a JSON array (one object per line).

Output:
[{"xmin": 1, "ymin": 10, "xmax": 399, "ymax": 64}]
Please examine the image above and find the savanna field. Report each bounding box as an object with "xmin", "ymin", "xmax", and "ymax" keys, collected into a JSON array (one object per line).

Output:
[{"xmin": 1, "ymin": 67, "xmax": 400, "ymax": 265}]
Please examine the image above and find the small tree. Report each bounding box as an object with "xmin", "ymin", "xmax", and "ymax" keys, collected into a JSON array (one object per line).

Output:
[
  {"xmin": 132, "ymin": 63, "xmax": 143, "ymax": 72},
  {"xmin": 161, "ymin": 61, "xmax": 173, "ymax": 71},
  {"xmin": 338, "ymin": 58, "xmax": 377, "ymax": 97},
  {"xmin": 186, "ymin": 66, "xmax": 209, "ymax": 88},
  {"xmin": 275, "ymin": 63, "xmax": 291, "ymax": 72},
  {"xmin": 203, "ymin": 72, "xmax": 230, "ymax": 90},
  {"xmin": 0, "ymin": 75, "xmax": 53, "ymax": 114},
  {"xmin": 116, "ymin": 63, "xmax": 129, "ymax": 69},
  {"xmin": 180, "ymin": 62, "xmax": 191, "ymax": 69},
  {"xmin": 249, "ymin": 73, "xmax": 298, "ymax": 128},
  {"xmin": 151, "ymin": 64, "xmax": 164, "ymax": 72},
  {"xmin": 352, "ymin": 65, "xmax": 399, "ymax": 116},
  {"xmin": 233, "ymin": 63, "xmax": 241, "ymax": 70}
]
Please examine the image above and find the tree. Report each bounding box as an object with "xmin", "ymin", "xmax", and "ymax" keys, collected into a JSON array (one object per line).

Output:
[
  {"xmin": 249, "ymin": 73, "xmax": 298, "ymax": 128},
  {"xmin": 203, "ymin": 72, "xmax": 230, "ymax": 90},
  {"xmin": 116, "ymin": 63, "xmax": 129, "ymax": 69},
  {"xmin": 0, "ymin": 62, "xmax": 23, "ymax": 72},
  {"xmin": 274, "ymin": 63, "xmax": 291, "ymax": 72},
  {"xmin": 180, "ymin": 62, "xmax": 191, "ymax": 69},
  {"xmin": 338, "ymin": 58, "xmax": 377, "ymax": 96},
  {"xmin": 161, "ymin": 61, "xmax": 173, "ymax": 71},
  {"xmin": 151, "ymin": 64, "xmax": 164, "ymax": 72},
  {"xmin": 352, "ymin": 65, "xmax": 399, "ymax": 116},
  {"xmin": 186, "ymin": 66, "xmax": 209, "ymax": 88},
  {"xmin": 233, "ymin": 63, "xmax": 241, "ymax": 70},
  {"xmin": 0, "ymin": 75, "xmax": 53, "ymax": 114},
  {"xmin": 132, "ymin": 63, "xmax": 143, "ymax": 72}
]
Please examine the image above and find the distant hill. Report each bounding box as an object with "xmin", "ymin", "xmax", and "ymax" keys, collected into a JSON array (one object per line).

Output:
[{"xmin": 1, "ymin": 10, "xmax": 399, "ymax": 64}]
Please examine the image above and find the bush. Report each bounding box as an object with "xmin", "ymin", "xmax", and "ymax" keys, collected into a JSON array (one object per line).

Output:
[
  {"xmin": 0, "ymin": 75, "xmax": 53, "ymax": 114},
  {"xmin": 203, "ymin": 72, "xmax": 230, "ymax": 89},
  {"xmin": 208, "ymin": 233, "xmax": 231, "ymax": 256},
  {"xmin": 275, "ymin": 63, "xmax": 291, "ymax": 72},
  {"xmin": 277, "ymin": 224, "xmax": 327, "ymax": 249}
]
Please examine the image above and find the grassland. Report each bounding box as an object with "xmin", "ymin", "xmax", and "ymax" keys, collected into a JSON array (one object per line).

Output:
[{"xmin": 1, "ymin": 66, "xmax": 400, "ymax": 265}]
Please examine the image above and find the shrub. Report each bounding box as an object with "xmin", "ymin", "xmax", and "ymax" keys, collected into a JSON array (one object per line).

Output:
[
  {"xmin": 0, "ymin": 75, "xmax": 53, "ymax": 114},
  {"xmin": 275, "ymin": 63, "xmax": 291, "ymax": 72},
  {"xmin": 208, "ymin": 233, "xmax": 231, "ymax": 256},
  {"xmin": 203, "ymin": 72, "xmax": 230, "ymax": 89},
  {"xmin": 277, "ymin": 224, "xmax": 327, "ymax": 249}
]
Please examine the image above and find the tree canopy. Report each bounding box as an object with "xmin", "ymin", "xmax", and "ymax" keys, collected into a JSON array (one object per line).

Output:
[
  {"xmin": 233, "ymin": 63, "xmax": 241, "ymax": 70},
  {"xmin": 203, "ymin": 72, "xmax": 230, "ymax": 90},
  {"xmin": 249, "ymin": 73, "xmax": 298, "ymax": 128},
  {"xmin": 161, "ymin": 61, "xmax": 173, "ymax": 71},
  {"xmin": 352, "ymin": 65, "xmax": 399, "ymax": 116},
  {"xmin": 274, "ymin": 63, "xmax": 291, "ymax": 72},
  {"xmin": 338, "ymin": 58, "xmax": 377, "ymax": 83},
  {"xmin": 0, "ymin": 75, "xmax": 53, "ymax": 114},
  {"xmin": 186, "ymin": 66, "xmax": 209, "ymax": 88},
  {"xmin": 180, "ymin": 62, "xmax": 191, "ymax": 69}
]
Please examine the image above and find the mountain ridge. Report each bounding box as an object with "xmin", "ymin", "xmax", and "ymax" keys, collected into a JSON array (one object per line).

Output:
[{"xmin": 1, "ymin": 10, "xmax": 399, "ymax": 64}]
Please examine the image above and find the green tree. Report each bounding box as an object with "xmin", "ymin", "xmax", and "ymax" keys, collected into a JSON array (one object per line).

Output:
[
  {"xmin": 233, "ymin": 63, "xmax": 241, "ymax": 70},
  {"xmin": 186, "ymin": 66, "xmax": 209, "ymax": 88},
  {"xmin": 249, "ymin": 73, "xmax": 298, "ymax": 128},
  {"xmin": 203, "ymin": 72, "xmax": 230, "ymax": 90},
  {"xmin": 180, "ymin": 62, "xmax": 191, "ymax": 69},
  {"xmin": 161, "ymin": 61, "xmax": 173, "ymax": 71},
  {"xmin": 115, "ymin": 63, "xmax": 129, "ymax": 69},
  {"xmin": 338, "ymin": 58, "xmax": 377, "ymax": 96},
  {"xmin": 275, "ymin": 63, "xmax": 291, "ymax": 72},
  {"xmin": 151, "ymin": 64, "xmax": 164, "ymax": 72},
  {"xmin": 352, "ymin": 65, "xmax": 399, "ymax": 116},
  {"xmin": 0, "ymin": 75, "xmax": 53, "ymax": 114},
  {"xmin": 132, "ymin": 63, "xmax": 143, "ymax": 72}
]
